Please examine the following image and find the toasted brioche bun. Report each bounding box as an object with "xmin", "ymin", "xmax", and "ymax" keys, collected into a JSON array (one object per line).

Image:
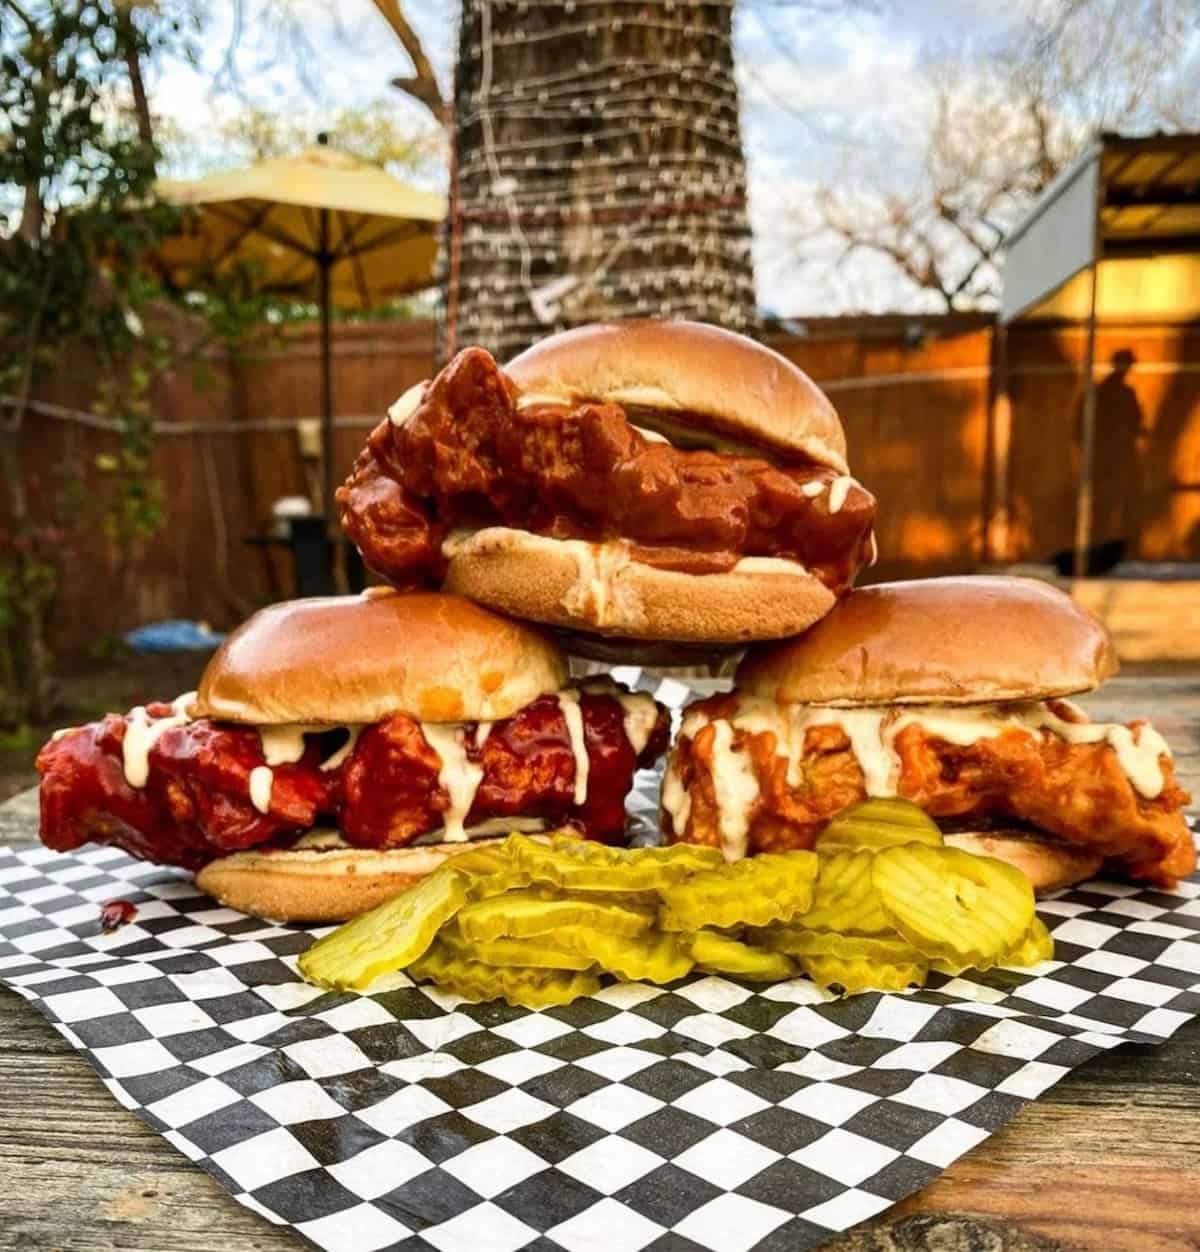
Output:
[
  {"xmin": 505, "ymin": 320, "xmax": 848, "ymax": 472},
  {"xmin": 197, "ymin": 833, "xmax": 568, "ymax": 923},
  {"xmin": 944, "ymin": 831, "xmax": 1102, "ymax": 894},
  {"xmin": 193, "ymin": 588, "xmax": 568, "ymax": 725},
  {"xmin": 738, "ymin": 576, "xmax": 1118, "ymax": 706},
  {"xmin": 442, "ymin": 528, "xmax": 836, "ymax": 643}
]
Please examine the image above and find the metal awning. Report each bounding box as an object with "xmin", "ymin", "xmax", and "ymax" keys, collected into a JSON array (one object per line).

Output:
[{"xmin": 993, "ymin": 133, "xmax": 1200, "ymax": 577}]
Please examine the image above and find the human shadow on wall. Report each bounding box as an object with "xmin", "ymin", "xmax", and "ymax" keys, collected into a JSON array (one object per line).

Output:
[{"xmin": 1076, "ymin": 348, "xmax": 1147, "ymax": 564}]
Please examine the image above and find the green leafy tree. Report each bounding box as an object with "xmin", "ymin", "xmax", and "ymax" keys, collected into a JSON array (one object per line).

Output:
[{"xmin": 0, "ymin": 0, "xmax": 196, "ymax": 722}]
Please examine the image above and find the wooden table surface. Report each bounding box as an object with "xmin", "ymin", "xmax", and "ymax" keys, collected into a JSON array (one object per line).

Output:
[{"xmin": 2, "ymin": 674, "xmax": 1198, "ymax": 1252}]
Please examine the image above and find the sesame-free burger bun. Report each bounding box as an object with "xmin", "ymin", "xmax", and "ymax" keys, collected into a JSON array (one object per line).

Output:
[
  {"xmin": 505, "ymin": 320, "xmax": 849, "ymax": 472},
  {"xmin": 196, "ymin": 833, "xmax": 569, "ymax": 923},
  {"xmin": 442, "ymin": 528, "xmax": 837, "ymax": 643},
  {"xmin": 943, "ymin": 831, "xmax": 1103, "ymax": 895},
  {"xmin": 738, "ymin": 576, "xmax": 1118, "ymax": 706},
  {"xmin": 193, "ymin": 589, "xmax": 568, "ymax": 725}
]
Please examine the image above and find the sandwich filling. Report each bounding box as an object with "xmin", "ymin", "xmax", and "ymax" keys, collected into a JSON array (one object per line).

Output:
[
  {"xmin": 662, "ymin": 693, "xmax": 1194, "ymax": 885},
  {"xmin": 38, "ymin": 679, "xmax": 669, "ymax": 871},
  {"xmin": 337, "ymin": 347, "xmax": 876, "ymax": 589}
]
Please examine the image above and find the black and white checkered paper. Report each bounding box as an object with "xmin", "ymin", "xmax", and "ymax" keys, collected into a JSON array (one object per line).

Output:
[{"xmin": 2, "ymin": 670, "xmax": 1199, "ymax": 1252}]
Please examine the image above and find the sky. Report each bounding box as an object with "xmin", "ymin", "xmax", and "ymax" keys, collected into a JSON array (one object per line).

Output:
[{"xmin": 140, "ymin": 0, "xmax": 1140, "ymax": 315}]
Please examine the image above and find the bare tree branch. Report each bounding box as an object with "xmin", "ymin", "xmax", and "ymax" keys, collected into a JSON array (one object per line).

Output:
[{"xmin": 373, "ymin": 0, "xmax": 447, "ymax": 122}]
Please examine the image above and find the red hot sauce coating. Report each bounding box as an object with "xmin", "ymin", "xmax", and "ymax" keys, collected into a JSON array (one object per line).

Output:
[
  {"xmin": 337, "ymin": 347, "xmax": 877, "ymax": 592},
  {"xmin": 37, "ymin": 689, "xmax": 670, "ymax": 869}
]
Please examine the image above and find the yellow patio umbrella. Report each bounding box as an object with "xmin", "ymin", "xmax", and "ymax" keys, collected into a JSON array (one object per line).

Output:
[{"xmin": 153, "ymin": 137, "xmax": 445, "ymax": 513}]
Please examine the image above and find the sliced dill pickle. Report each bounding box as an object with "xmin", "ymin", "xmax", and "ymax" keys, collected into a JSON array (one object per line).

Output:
[
  {"xmin": 816, "ymin": 799, "xmax": 943, "ymax": 853},
  {"xmin": 547, "ymin": 927, "xmax": 692, "ymax": 982},
  {"xmin": 760, "ymin": 928, "xmax": 926, "ymax": 964},
  {"xmin": 791, "ymin": 850, "xmax": 891, "ymax": 934},
  {"xmin": 800, "ymin": 954, "xmax": 928, "ymax": 995},
  {"xmin": 872, "ymin": 844, "xmax": 1034, "ymax": 967},
  {"xmin": 506, "ymin": 832, "xmax": 722, "ymax": 891},
  {"xmin": 409, "ymin": 941, "xmax": 601, "ymax": 1007},
  {"xmin": 298, "ymin": 867, "xmax": 469, "ymax": 990},
  {"xmin": 837, "ymin": 799, "xmax": 938, "ymax": 830},
  {"xmin": 996, "ymin": 915, "xmax": 1055, "ymax": 969},
  {"xmin": 657, "ymin": 851, "xmax": 819, "ymax": 931},
  {"xmin": 690, "ymin": 930, "xmax": 797, "ymax": 981},
  {"xmin": 456, "ymin": 890, "xmax": 652, "ymax": 943},
  {"xmin": 439, "ymin": 926, "xmax": 594, "ymax": 971}
]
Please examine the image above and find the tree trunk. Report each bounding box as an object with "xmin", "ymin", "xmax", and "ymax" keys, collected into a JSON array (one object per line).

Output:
[{"xmin": 441, "ymin": 0, "xmax": 756, "ymax": 362}]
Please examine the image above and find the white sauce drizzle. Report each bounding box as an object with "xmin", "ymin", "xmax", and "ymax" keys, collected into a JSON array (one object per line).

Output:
[
  {"xmin": 421, "ymin": 723, "xmax": 485, "ymax": 842},
  {"xmin": 631, "ymin": 424, "xmax": 670, "ymax": 445},
  {"xmin": 121, "ymin": 692, "xmax": 196, "ymax": 789},
  {"xmin": 730, "ymin": 556, "xmax": 810, "ymax": 576},
  {"xmin": 707, "ymin": 719, "xmax": 760, "ymax": 861},
  {"xmin": 580, "ymin": 679, "xmax": 660, "ymax": 756},
  {"xmin": 557, "ymin": 690, "xmax": 590, "ymax": 805},
  {"xmin": 682, "ymin": 697, "xmax": 1173, "ymax": 823},
  {"xmin": 660, "ymin": 758, "xmax": 693, "ymax": 838},
  {"xmin": 387, "ymin": 381, "xmax": 427, "ymax": 426},
  {"xmin": 248, "ymin": 765, "xmax": 274, "ymax": 814},
  {"xmin": 827, "ymin": 476, "xmax": 856, "ymax": 514},
  {"xmin": 320, "ymin": 726, "xmax": 362, "ymax": 772},
  {"xmin": 801, "ymin": 480, "xmax": 825, "ymax": 498},
  {"xmin": 867, "ymin": 531, "xmax": 879, "ymax": 567},
  {"xmin": 258, "ymin": 724, "xmax": 323, "ymax": 766},
  {"xmin": 475, "ymin": 721, "xmax": 493, "ymax": 747}
]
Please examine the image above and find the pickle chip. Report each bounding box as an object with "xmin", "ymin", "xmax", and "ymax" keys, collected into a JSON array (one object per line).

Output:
[
  {"xmin": 410, "ymin": 942, "xmax": 602, "ymax": 1008},
  {"xmin": 439, "ymin": 927, "xmax": 594, "ymax": 971},
  {"xmin": 761, "ymin": 928, "xmax": 926, "ymax": 965},
  {"xmin": 658, "ymin": 851, "xmax": 818, "ymax": 931},
  {"xmin": 298, "ymin": 867, "xmax": 469, "ymax": 990},
  {"xmin": 997, "ymin": 915, "xmax": 1055, "ymax": 968},
  {"xmin": 801, "ymin": 954, "xmax": 928, "ymax": 995},
  {"xmin": 506, "ymin": 832, "xmax": 722, "ymax": 891},
  {"xmin": 553, "ymin": 927, "xmax": 693, "ymax": 982},
  {"xmin": 690, "ymin": 930, "xmax": 797, "ymax": 982},
  {"xmin": 872, "ymin": 844, "xmax": 1034, "ymax": 966},
  {"xmin": 457, "ymin": 891, "xmax": 652, "ymax": 944},
  {"xmin": 816, "ymin": 798, "xmax": 943, "ymax": 854},
  {"xmin": 793, "ymin": 850, "xmax": 891, "ymax": 934}
]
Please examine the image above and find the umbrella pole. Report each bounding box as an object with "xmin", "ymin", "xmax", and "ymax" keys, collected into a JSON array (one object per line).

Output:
[{"xmin": 318, "ymin": 208, "xmax": 334, "ymax": 521}]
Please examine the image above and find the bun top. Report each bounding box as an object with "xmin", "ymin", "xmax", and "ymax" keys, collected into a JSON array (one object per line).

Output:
[
  {"xmin": 195, "ymin": 589, "xmax": 568, "ymax": 725},
  {"xmin": 737, "ymin": 576, "xmax": 1118, "ymax": 706},
  {"xmin": 505, "ymin": 320, "xmax": 848, "ymax": 472}
]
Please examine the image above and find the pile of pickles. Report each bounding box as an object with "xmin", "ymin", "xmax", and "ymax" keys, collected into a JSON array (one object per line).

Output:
[{"xmin": 297, "ymin": 800, "xmax": 1053, "ymax": 1007}]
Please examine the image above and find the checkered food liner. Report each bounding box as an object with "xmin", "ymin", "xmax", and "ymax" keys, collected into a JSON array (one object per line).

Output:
[{"xmin": 1, "ymin": 671, "xmax": 1199, "ymax": 1252}]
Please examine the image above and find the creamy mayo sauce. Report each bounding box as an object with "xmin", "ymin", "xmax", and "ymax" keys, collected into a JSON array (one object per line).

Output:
[
  {"xmin": 660, "ymin": 758, "xmax": 693, "ymax": 838},
  {"xmin": 867, "ymin": 531, "xmax": 879, "ymax": 567},
  {"xmin": 801, "ymin": 480, "xmax": 825, "ymax": 498},
  {"xmin": 707, "ymin": 719, "xmax": 760, "ymax": 861},
  {"xmin": 475, "ymin": 721, "xmax": 493, "ymax": 747},
  {"xmin": 632, "ymin": 424, "xmax": 670, "ymax": 445},
  {"xmin": 682, "ymin": 697, "xmax": 1173, "ymax": 819},
  {"xmin": 387, "ymin": 381, "xmax": 426, "ymax": 426},
  {"xmin": 580, "ymin": 678, "xmax": 660, "ymax": 756},
  {"xmin": 556, "ymin": 690, "xmax": 590, "ymax": 805},
  {"xmin": 121, "ymin": 692, "xmax": 196, "ymax": 789},
  {"xmin": 421, "ymin": 723, "xmax": 485, "ymax": 842},
  {"xmin": 257, "ymin": 723, "xmax": 363, "ymax": 771},
  {"xmin": 730, "ymin": 556, "xmax": 810, "ymax": 576},
  {"xmin": 827, "ymin": 476, "xmax": 855, "ymax": 515},
  {"xmin": 259, "ymin": 724, "xmax": 324, "ymax": 766},
  {"xmin": 248, "ymin": 765, "xmax": 274, "ymax": 814},
  {"xmin": 319, "ymin": 727, "xmax": 361, "ymax": 771}
]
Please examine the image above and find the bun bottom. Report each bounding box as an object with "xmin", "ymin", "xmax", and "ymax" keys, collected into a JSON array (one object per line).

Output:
[
  {"xmin": 196, "ymin": 833, "xmax": 568, "ymax": 923},
  {"xmin": 943, "ymin": 831, "xmax": 1102, "ymax": 894},
  {"xmin": 443, "ymin": 528, "xmax": 837, "ymax": 643}
]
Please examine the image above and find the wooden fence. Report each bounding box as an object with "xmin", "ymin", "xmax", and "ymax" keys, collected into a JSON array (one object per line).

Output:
[{"xmin": 15, "ymin": 313, "xmax": 1200, "ymax": 655}]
